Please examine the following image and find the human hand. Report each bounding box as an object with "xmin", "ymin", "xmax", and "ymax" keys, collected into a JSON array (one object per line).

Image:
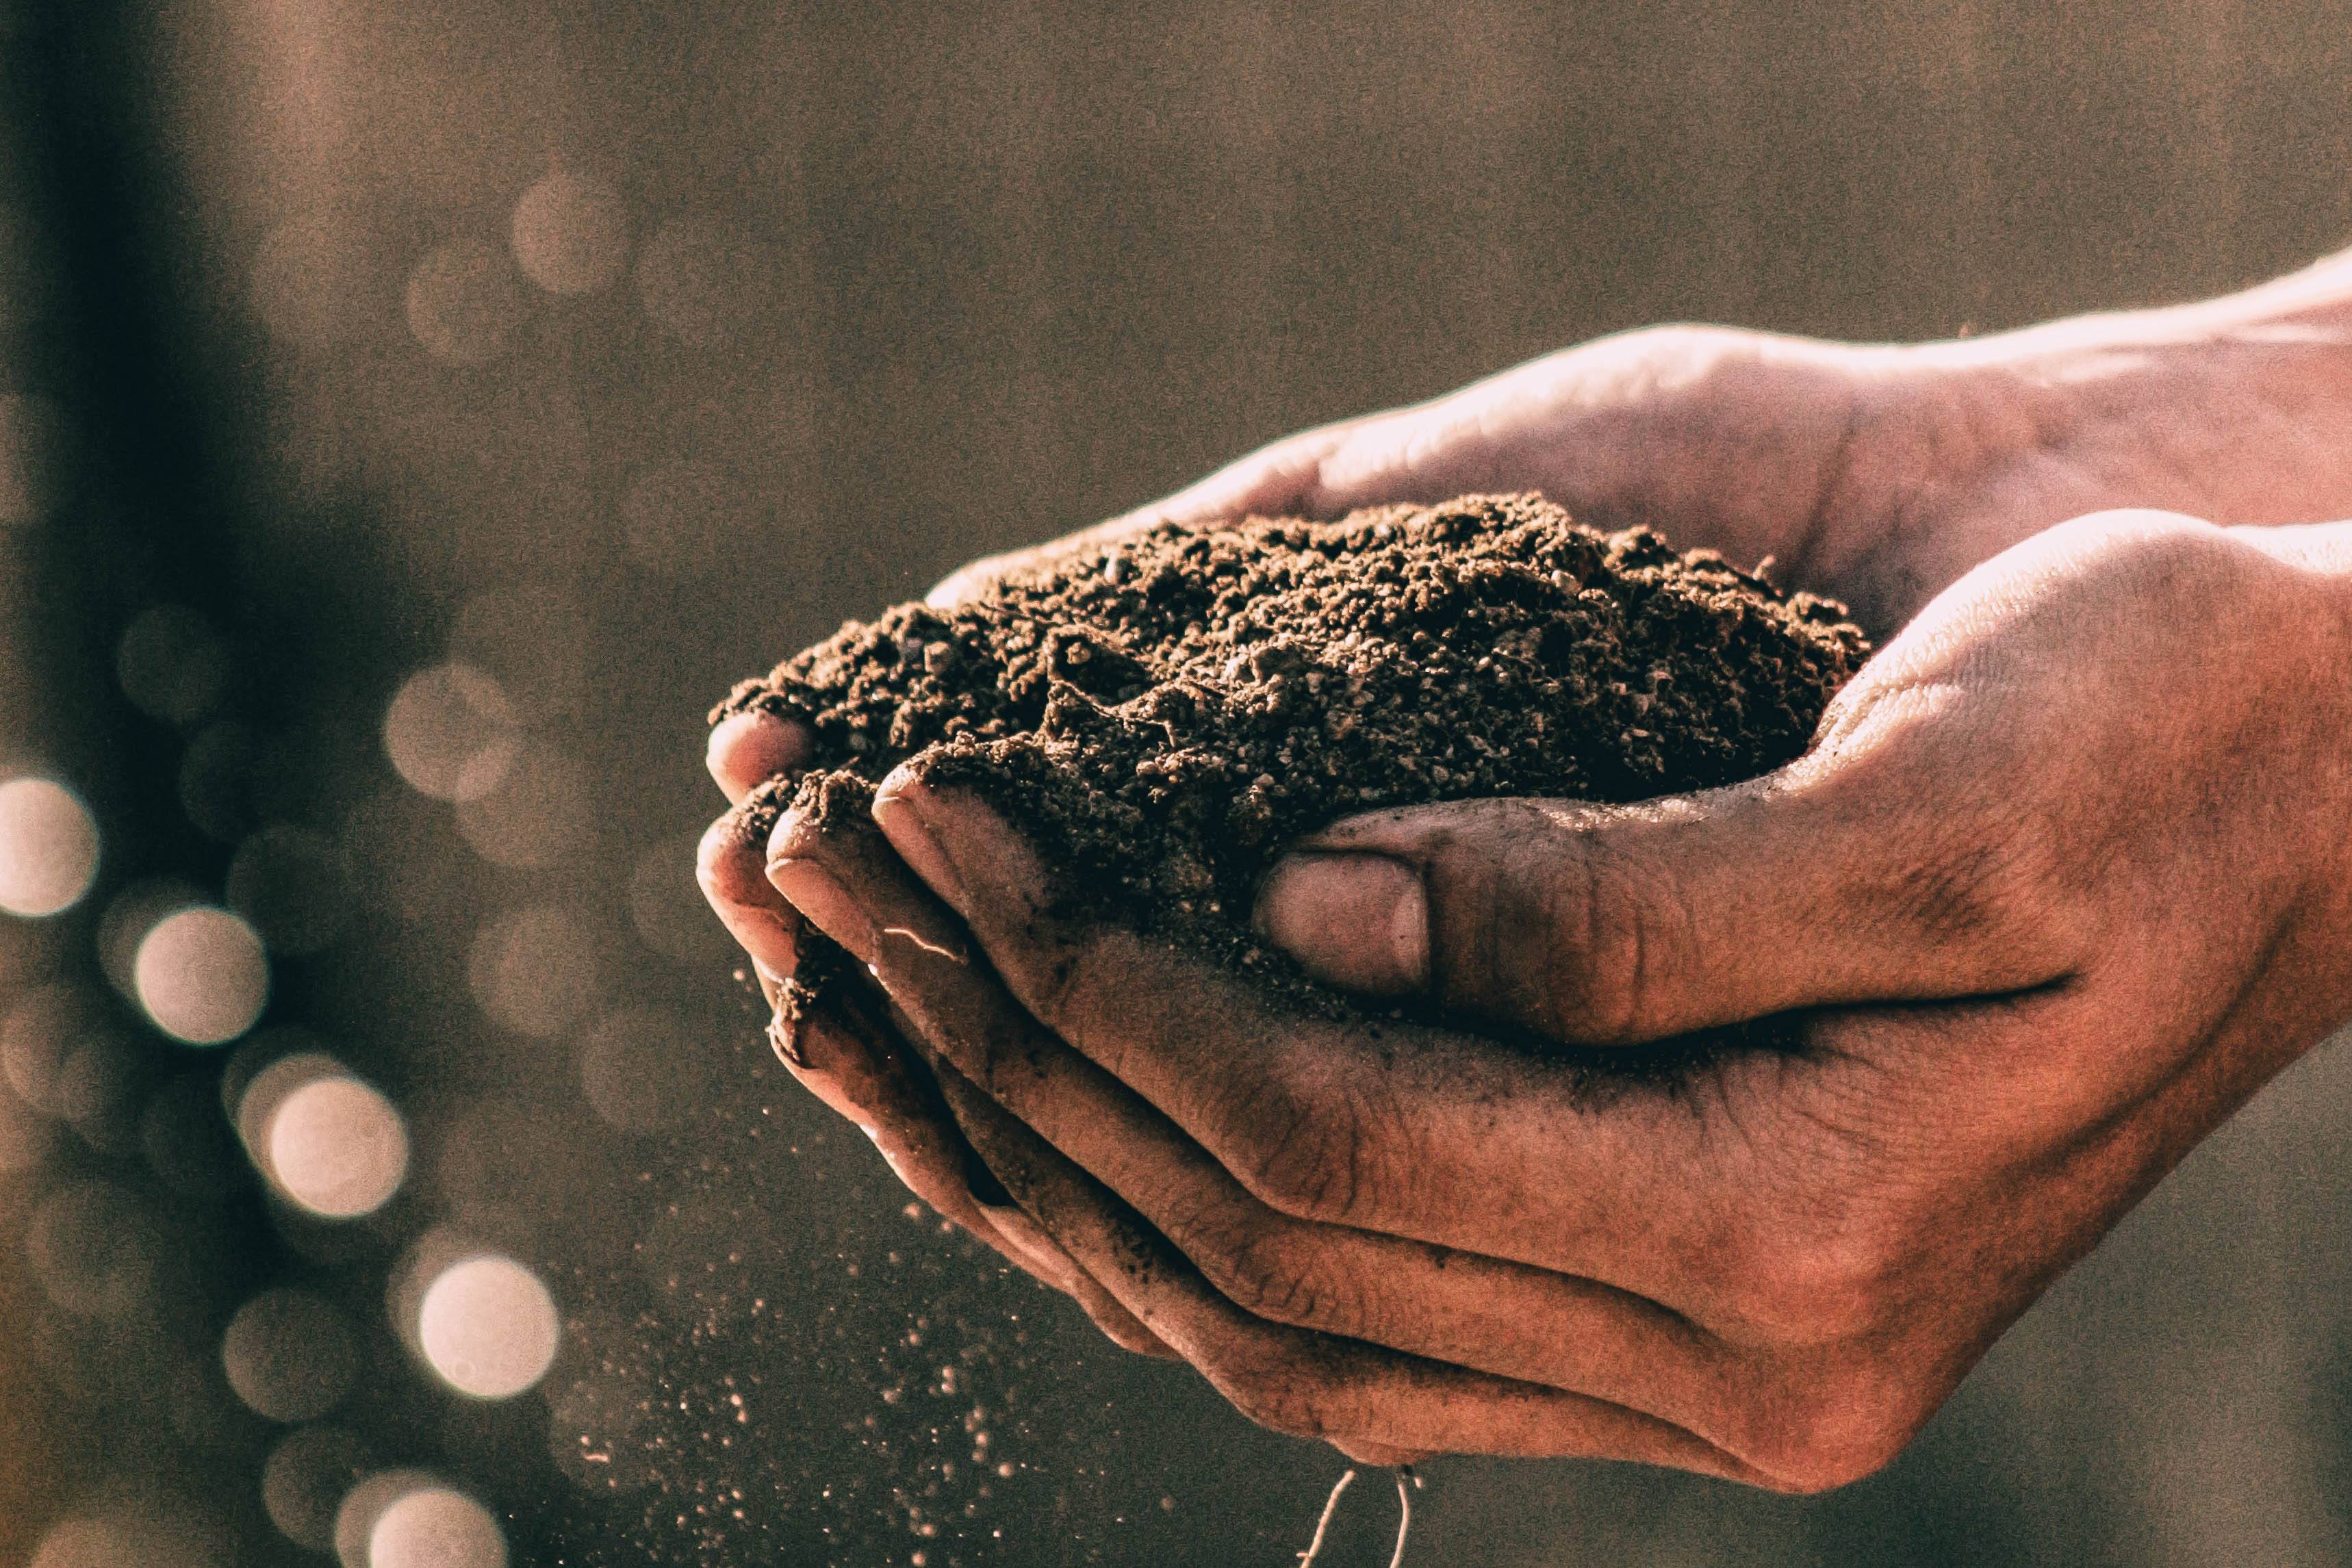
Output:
[
  {"xmin": 789, "ymin": 510, "xmax": 2352, "ymax": 1484},
  {"xmin": 701, "ymin": 286, "xmax": 2352, "ymax": 1385},
  {"xmin": 930, "ymin": 307, "xmax": 2352, "ymax": 635}
]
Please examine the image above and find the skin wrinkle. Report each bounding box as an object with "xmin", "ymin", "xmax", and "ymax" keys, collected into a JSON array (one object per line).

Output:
[
  {"xmin": 946, "ymin": 1066, "xmax": 1702, "ymax": 1464},
  {"xmin": 887, "ymin": 893, "xmax": 1740, "ymax": 1420}
]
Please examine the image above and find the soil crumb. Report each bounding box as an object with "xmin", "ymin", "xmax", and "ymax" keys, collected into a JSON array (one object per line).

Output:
[{"xmin": 714, "ymin": 493, "xmax": 1867, "ymax": 1009}]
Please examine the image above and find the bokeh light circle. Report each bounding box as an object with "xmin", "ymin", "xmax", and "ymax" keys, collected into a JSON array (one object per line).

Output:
[
  {"xmin": 628, "ymin": 831, "xmax": 732, "ymax": 964},
  {"xmin": 27, "ymin": 1503, "xmax": 216, "ymax": 1568},
  {"xmin": 333, "ymin": 1469, "xmax": 437, "ymax": 1568},
  {"xmin": 2, "ymin": 981, "xmax": 92, "ymax": 1113},
  {"xmin": 511, "ymin": 171, "xmax": 630, "ymax": 296},
  {"xmin": 580, "ymin": 1005, "xmax": 709, "ymax": 1133},
  {"xmin": 29, "ymin": 1519, "xmax": 131, "ymax": 1568},
  {"xmin": 179, "ymin": 722, "xmax": 257, "ymax": 843},
  {"xmin": 451, "ymin": 743, "xmax": 591, "ymax": 870},
  {"xmin": 368, "ymin": 1486, "xmax": 507, "ymax": 1568},
  {"xmin": 405, "ymin": 238, "xmax": 528, "ymax": 365},
  {"xmin": 222, "ymin": 1287, "xmax": 359, "ymax": 1422},
  {"xmin": 98, "ymin": 879, "xmax": 201, "ymax": 1001},
  {"xmin": 26, "ymin": 1178, "xmax": 157, "ymax": 1318},
  {"xmin": 266, "ymin": 1075, "xmax": 409, "ymax": 1218},
  {"xmin": 453, "ymin": 587, "xmax": 588, "ymax": 719},
  {"xmin": 116, "ymin": 605, "xmax": 229, "ymax": 728},
  {"xmin": 467, "ymin": 904, "xmax": 600, "ymax": 1037},
  {"xmin": 0, "ymin": 1081, "xmax": 51, "ymax": 1171},
  {"xmin": 383, "ymin": 663, "xmax": 518, "ymax": 803},
  {"xmin": 51, "ymin": 1027, "xmax": 143, "ymax": 1153},
  {"xmin": 0, "ymin": 777, "xmax": 99, "ymax": 916},
  {"xmin": 416, "ymin": 1253, "xmax": 559, "ymax": 1399},
  {"xmin": 133, "ymin": 907, "xmax": 268, "ymax": 1044},
  {"xmin": 264, "ymin": 1425, "xmax": 374, "ymax": 1551}
]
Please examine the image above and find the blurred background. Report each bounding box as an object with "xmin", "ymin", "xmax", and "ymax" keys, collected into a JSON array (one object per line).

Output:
[{"xmin": 2, "ymin": 0, "xmax": 2351, "ymax": 1563}]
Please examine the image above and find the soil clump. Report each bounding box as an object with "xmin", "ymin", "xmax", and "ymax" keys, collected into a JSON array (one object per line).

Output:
[{"xmin": 713, "ymin": 493, "xmax": 1867, "ymax": 1016}]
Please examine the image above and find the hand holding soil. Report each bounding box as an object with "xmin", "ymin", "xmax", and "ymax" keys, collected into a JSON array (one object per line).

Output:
[{"xmin": 701, "ymin": 277, "xmax": 2352, "ymax": 1482}]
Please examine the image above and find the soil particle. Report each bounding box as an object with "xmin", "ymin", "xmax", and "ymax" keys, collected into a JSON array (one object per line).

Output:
[{"xmin": 713, "ymin": 493, "xmax": 1867, "ymax": 1015}]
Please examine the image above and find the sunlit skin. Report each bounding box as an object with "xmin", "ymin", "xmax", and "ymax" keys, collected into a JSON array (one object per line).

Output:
[{"xmin": 701, "ymin": 255, "xmax": 2352, "ymax": 1486}]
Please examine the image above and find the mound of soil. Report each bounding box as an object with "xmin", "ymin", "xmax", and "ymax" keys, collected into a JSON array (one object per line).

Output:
[{"xmin": 713, "ymin": 493, "xmax": 1868, "ymax": 1016}]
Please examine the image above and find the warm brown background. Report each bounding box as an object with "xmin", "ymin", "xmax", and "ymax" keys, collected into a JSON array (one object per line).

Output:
[{"xmin": 5, "ymin": 1, "xmax": 2352, "ymax": 1563}]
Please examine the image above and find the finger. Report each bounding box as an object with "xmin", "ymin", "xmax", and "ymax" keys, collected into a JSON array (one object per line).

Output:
[
  {"xmin": 972, "ymin": 1195, "xmax": 1178, "ymax": 1358},
  {"xmin": 772, "ymin": 819, "xmax": 1743, "ymax": 1418},
  {"xmin": 706, "ymin": 710, "xmax": 811, "ymax": 805},
  {"xmin": 934, "ymin": 1066, "xmax": 1767, "ymax": 1480},
  {"xmin": 703, "ymin": 781, "xmax": 1084, "ymax": 1302},
  {"xmin": 771, "ymin": 803, "xmax": 1734, "ymax": 1409},
  {"xmin": 698, "ymin": 788, "xmax": 802, "ymax": 984},
  {"xmin": 848, "ymin": 875, "xmax": 1751, "ymax": 1445},
  {"xmin": 780, "ymin": 996, "xmax": 964, "ymax": 1211},
  {"xmin": 1112, "ymin": 418, "xmax": 1372, "ymax": 530},
  {"xmin": 764, "ymin": 802, "xmax": 1176, "ymax": 1359},
  {"xmin": 1253, "ymin": 758, "xmax": 2083, "ymax": 1047},
  {"xmin": 868, "ymin": 771, "xmax": 1730, "ymax": 1295},
  {"xmin": 784, "ymin": 990, "xmax": 1129, "ymax": 1317}
]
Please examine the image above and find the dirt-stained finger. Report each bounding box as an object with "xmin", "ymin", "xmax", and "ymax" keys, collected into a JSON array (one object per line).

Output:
[
  {"xmin": 706, "ymin": 709, "xmax": 813, "ymax": 804},
  {"xmin": 934, "ymin": 1068, "xmax": 1767, "ymax": 1480}
]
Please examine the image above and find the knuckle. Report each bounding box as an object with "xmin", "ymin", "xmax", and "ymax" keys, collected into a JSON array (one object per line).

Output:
[
  {"xmin": 1727, "ymin": 1226, "xmax": 1897, "ymax": 1344},
  {"xmin": 1208, "ymin": 1227, "xmax": 1357, "ymax": 1335},
  {"xmin": 1215, "ymin": 1354, "xmax": 1333, "ymax": 1440},
  {"xmin": 1534, "ymin": 839, "xmax": 1659, "ymax": 1044},
  {"xmin": 1742, "ymin": 1361, "xmax": 1934, "ymax": 1493},
  {"xmin": 1231, "ymin": 1120, "xmax": 1363, "ymax": 1226},
  {"xmin": 1896, "ymin": 802, "xmax": 2090, "ymax": 978}
]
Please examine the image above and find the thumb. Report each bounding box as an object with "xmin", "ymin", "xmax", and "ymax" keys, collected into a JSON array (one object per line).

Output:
[{"xmin": 1253, "ymin": 767, "xmax": 2074, "ymax": 1046}]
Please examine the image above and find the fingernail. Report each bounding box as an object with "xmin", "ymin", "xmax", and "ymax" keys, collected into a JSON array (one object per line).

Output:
[
  {"xmin": 706, "ymin": 710, "xmax": 810, "ymax": 804},
  {"xmin": 872, "ymin": 767, "xmax": 971, "ymax": 911},
  {"xmin": 1255, "ymin": 852, "xmax": 1429, "ymax": 998},
  {"xmin": 765, "ymin": 846, "xmax": 879, "ymax": 965}
]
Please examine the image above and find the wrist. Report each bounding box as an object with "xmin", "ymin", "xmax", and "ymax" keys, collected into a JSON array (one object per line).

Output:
[{"xmin": 1921, "ymin": 285, "xmax": 2352, "ymax": 531}]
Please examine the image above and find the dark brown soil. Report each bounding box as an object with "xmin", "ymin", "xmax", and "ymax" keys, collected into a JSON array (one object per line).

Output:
[{"xmin": 713, "ymin": 493, "xmax": 1868, "ymax": 1017}]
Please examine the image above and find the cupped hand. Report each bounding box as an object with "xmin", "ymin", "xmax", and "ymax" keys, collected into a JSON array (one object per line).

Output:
[
  {"xmin": 790, "ymin": 510, "xmax": 2352, "ymax": 1484},
  {"xmin": 699, "ymin": 298, "xmax": 2352, "ymax": 1417}
]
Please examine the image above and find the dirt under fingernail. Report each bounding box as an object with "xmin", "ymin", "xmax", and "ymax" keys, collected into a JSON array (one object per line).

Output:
[{"xmin": 712, "ymin": 493, "xmax": 1868, "ymax": 1021}]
